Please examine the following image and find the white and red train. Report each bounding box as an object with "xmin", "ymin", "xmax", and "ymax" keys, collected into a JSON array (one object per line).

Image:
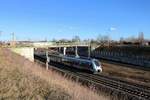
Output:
[{"xmin": 47, "ymin": 54, "xmax": 102, "ymax": 73}]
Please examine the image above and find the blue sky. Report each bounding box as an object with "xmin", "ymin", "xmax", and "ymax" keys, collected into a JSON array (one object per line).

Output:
[{"xmin": 0, "ymin": 0, "xmax": 150, "ymax": 41}]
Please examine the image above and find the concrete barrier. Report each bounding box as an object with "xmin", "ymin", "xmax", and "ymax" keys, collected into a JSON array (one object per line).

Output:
[
  {"xmin": 92, "ymin": 51, "xmax": 150, "ymax": 68},
  {"xmin": 10, "ymin": 47, "xmax": 34, "ymax": 62}
]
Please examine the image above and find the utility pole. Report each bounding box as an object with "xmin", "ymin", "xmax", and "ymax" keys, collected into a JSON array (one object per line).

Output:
[
  {"xmin": 46, "ymin": 49, "xmax": 49, "ymax": 70},
  {"xmin": 12, "ymin": 32, "xmax": 15, "ymax": 42}
]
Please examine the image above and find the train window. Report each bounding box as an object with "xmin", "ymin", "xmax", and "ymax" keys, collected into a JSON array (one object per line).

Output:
[
  {"xmin": 80, "ymin": 61, "xmax": 89, "ymax": 67},
  {"xmin": 94, "ymin": 60, "xmax": 100, "ymax": 66},
  {"xmin": 89, "ymin": 63, "xmax": 92, "ymax": 67}
]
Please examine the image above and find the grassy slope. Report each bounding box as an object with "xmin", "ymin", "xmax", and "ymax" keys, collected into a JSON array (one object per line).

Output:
[{"xmin": 0, "ymin": 48, "xmax": 108, "ymax": 100}]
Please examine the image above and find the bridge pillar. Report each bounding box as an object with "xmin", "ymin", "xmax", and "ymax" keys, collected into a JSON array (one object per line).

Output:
[
  {"xmin": 88, "ymin": 45, "xmax": 91, "ymax": 58},
  {"xmin": 63, "ymin": 47, "xmax": 66, "ymax": 55},
  {"xmin": 75, "ymin": 46, "xmax": 79, "ymax": 57},
  {"xmin": 58, "ymin": 47, "xmax": 61, "ymax": 53}
]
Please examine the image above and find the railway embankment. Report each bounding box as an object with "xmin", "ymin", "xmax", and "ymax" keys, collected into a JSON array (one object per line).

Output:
[
  {"xmin": 0, "ymin": 48, "xmax": 108, "ymax": 100},
  {"xmin": 92, "ymin": 46, "xmax": 150, "ymax": 68}
]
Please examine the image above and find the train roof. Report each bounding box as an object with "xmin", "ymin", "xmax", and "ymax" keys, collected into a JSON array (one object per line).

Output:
[
  {"xmin": 65, "ymin": 55, "xmax": 93, "ymax": 60},
  {"xmin": 48, "ymin": 53, "xmax": 98, "ymax": 62}
]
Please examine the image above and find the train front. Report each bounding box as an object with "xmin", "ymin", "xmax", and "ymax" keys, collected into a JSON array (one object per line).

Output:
[{"xmin": 92, "ymin": 59, "xmax": 102, "ymax": 73}]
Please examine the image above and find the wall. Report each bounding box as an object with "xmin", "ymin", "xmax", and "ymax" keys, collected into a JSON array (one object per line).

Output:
[
  {"xmin": 10, "ymin": 47, "xmax": 34, "ymax": 62},
  {"xmin": 91, "ymin": 46, "xmax": 150, "ymax": 68}
]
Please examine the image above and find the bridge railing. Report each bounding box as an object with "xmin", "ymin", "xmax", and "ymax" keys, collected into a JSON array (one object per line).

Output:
[{"xmin": 52, "ymin": 42, "xmax": 90, "ymax": 46}]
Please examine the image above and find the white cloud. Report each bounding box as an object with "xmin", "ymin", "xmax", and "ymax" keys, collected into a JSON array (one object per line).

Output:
[{"xmin": 110, "ymin": 27, "xmax": 116, "ymax": 31}]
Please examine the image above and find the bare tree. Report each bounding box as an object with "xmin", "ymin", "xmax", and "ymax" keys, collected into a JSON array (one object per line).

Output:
[
  {"xmin": 120, "ymin": 37, "xmax": 124, "ymax": 44},
  {"xmin": 52, "ymin": 38, "xmax": 57, "ymax": 42},
  {"xmin": 97, "ymin": 34, "xmax": 110, "ymax": 46},
  {"xmin": 96, "ymin": 34, "xmax": 102, "ymax": 43},
  {"xmin": 125, "ymin": 36, "xmax": 137, "ymax": 43},
  {"xmin": 72, "ymin": 36, "xmax": 80, "ymax": 42},
  {"xmin": 59, "ymin": 39, "xmax": 69, "ymax": 43},
  {"xmin": 138, "ymin": 32, "xmax": 144, "ymax": 45}
]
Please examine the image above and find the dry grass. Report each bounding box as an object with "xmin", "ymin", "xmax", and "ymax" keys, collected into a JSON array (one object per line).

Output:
[
  {"xmin": 0, "ymin": 48, "xmax": 109, "ymax": 100},
  {"xmin": 102, "ymin": 62, "xmax": 150, "ymax": 86}
]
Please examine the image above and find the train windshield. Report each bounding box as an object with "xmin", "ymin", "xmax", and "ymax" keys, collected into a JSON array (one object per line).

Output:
[{"xmin": 94, "ymin": 60, "xmax": 100, "ymax": 66}]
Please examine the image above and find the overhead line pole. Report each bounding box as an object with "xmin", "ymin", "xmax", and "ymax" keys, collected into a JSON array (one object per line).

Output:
[
  {"xmin": 46, "ymin": 48, "xmax": 49, "ymax": 70},
  {"xmin": 88, "ymin": 39, "xmax": 91, "ymax": 58}
]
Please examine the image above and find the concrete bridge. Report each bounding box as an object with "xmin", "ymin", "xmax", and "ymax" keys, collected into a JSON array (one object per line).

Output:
[
  {"xmin": 32, "ymin": 42, "xmax": 99, "ymax": 51},
  {"xmin": 10, "ymin": 42, "xmax": 100, "ymax": 61},
  {"xmin": 32, "ymin": 42, "xmax": 89, "ymax": 48},
  {"xmin": 32, "ymin": 42, "xmax": 100, "ymax": 56}
]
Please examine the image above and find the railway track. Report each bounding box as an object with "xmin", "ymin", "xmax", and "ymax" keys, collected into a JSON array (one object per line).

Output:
[
  {"xmin": 96, "ymin": 74, "xmax": 150, "ymax": 92},
  {"xmin": 34, "ymin": 54, "xmax": 150, "ymax": 100},
  {"xmin": 78, "ymin": 73, "xmax": 150, "ymax": 100}
]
